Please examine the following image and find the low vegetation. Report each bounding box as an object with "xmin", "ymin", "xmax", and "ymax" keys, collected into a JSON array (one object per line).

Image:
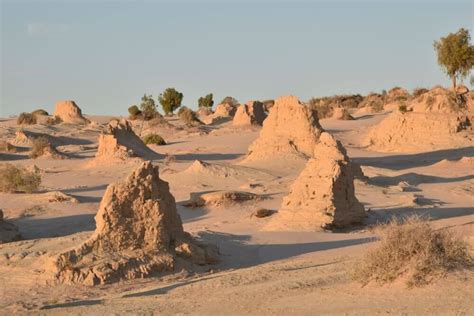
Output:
[
  {"xmin": 413, "ymin": 87, "xmax": 429, "ymax": 98},
  {"xmin": 17, "ymin": 112, "xmax": 37, "ymax": 125},
  {"xmin": 142, "ymin": 134, "xmax": 166, "ymax": 145},
  {"xmin": 29, "ymin": 137, "xmax": 53, "ymax": 159},
  {"xmin": 128, "ymin": 105, "xmax": 142, "ymax": 120},
  {"xmin": 178, "ymin": 106, "xmax": 202, "ymax": 126},
  {"xmin": 352, "ymin": 216, "xmax": 472, "ymax": 288},
  {"xmin": 0, "ymin": 163, "xmax": 41, "ymax": 193},
  {"xmin": 220, "ymin": 96, "xmax": 239, "ymax": 106},
  {"xmin": 31, "ymin": 109, "xmax": 49, "ymax": 116}
]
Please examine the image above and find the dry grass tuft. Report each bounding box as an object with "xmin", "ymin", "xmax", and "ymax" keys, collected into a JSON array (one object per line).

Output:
[
  {"xmin": 178, "ymin": 107, "xmax": 202, "ymax": 126},
  {"xmin": 29, "ymin": 137, "xmax": 60, "ymax": 159},
  {"xmin": 352, "ymin": 215, "xmax": 473, "ymax": 287},
  {"xmin": 17, "ymin": 112, "xmax": 37, "ymax": 125},
  {"xmin": 0, "ymin": 163, "xmax": 41, "ymax": 193}
]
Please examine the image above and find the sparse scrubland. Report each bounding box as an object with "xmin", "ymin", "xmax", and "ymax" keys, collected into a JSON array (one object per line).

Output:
[
  {"xmin": 0, "ymin": 163, "xmax": 41, "ymax": 193},
  {"xmin": 352, "ymin": 216, "xmax": 472, "ymax": 287}
]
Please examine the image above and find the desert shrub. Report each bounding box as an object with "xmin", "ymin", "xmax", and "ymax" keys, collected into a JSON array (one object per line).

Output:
[
  {"xmin": 31, "ymin": 109, "xmax": 49, "ymax": 116},
  {"xmin": 352, "ymin": 216, "xmax": 472, "ymax": 287},
  {"xmin": 45, "ymin": 116, "xmax": 62, "ymax": 125},
  {"xmin": 198, "ymin": 93, "xmax": 214, "ymax": 109},
  {"xmin": 425, "ymin": 95, "xmax": 435, "ymax": 106},
  {"xmin": 178, "ymin": 106, "xmax": 202, "ymax": 126},
  {"xmin": 128, "ymin": 105, "xmax": 142, "ymax": 120},
  {"xmin": 0, "ymin": 140, "xmax": 16, "ymax": 153},
  {"xmin": 158, "ymin": 88, "xmax": 183, "ymax": 115},
  {"xmin": 398, "ymin": 103, "xmax": 408, "ymax": 113},
  {"xmin": 0, "ymin": 163, "xmax": 41, "ymax": 193},
  {"xmin": 413, "ymin": 88, "xmax": 429, "ymax": 98},
  {"xmin": 17, "ymin": 112, "xmax": 37, "ymax": 125},
  {"xmin": 29, "ymin": 137, "xmax": 52, "ymax": 159},
  {"xmin": 142, "ymin": 134, "xmax": 166, "ymax": 145},
  {"xmin": 220, "ymin": 96, "xmax": 239, "ymax": 106},
  {"xmin": 139, "ymin": 94, "xmax": 159, "ymax": 120}
]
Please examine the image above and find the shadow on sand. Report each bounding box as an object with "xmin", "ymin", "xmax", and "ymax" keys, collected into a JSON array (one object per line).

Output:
[
  {"xmin": 369, "ymin": 173, "xmax": 474, "ymax": 186},
  {"xmin": 355, "ymin": 146, "xmax": 474, "ymax": 170}
]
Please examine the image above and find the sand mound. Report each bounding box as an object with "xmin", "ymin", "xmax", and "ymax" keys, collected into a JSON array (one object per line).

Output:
[
  {"xmin": 232, "ymin": 101, "xmax": 267, "ymax": 126},
  {"xmin": 357, "ymin": 93, "xmax": 384, "ymax": 113},
  {"xmin": 0, "ymin": 209, "xmax": 21, "ymax": 244},
  {"xmin": 54, "ymin": 100, "xmax": 89, "ymax": 124},
  {"xmin": 184, "ymin": 190, "xmax": 262, "ymax": 207},
  {"xmin": 50, "ymin": 162, "xmax": 217, "ymax": 285},
  {"xmin": 332, "ymin": 107, "xmax": 354, "ymax": 120},
  {"xmin": 93, "ymin": 119, "xmax": 160, "ymax": 163},
  {"xmin": 244, "ymin": 95, "xmax": 324, "ymax": 161},
  {"xmin": 266, "ymin": 133, "xmax": 365, "ymax": 231},
  {"xmin": 364, "ymin": 112, "xmax": 473, "ymax": 152},
  {"xmin": 32, "ymin": 142, "xmax": 68, "ymax": 160},
  {"xmin": 410, "ymin": 87, "xmax": 467, "ymax": 113}
]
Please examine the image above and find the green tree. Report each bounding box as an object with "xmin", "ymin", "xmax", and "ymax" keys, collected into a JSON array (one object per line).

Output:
[
  {"xmin": 158, "ymin": 88, "xmax": 183, "ymax": 115},
  {"xmin": 198, "ymin": 93, "xmax": 214, "ymax": 108},
  {"xmin": 433, "ymin": 28, "xmax": 474, "ymax": 89},
  {"xmin": 139, "ymin": 94, "xmax": 158, "ymax": 120}
]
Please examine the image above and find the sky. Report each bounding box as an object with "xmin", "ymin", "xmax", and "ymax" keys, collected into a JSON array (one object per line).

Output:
[{"xmin": 1, "ymin": 0, "xmax": 473, "ymax": 117}]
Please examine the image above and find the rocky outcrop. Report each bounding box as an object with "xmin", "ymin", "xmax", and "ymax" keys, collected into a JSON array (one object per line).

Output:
[
  {"xmin": 244, "ymin": 95, "xmax": 324, "ymax": 161},
  {"xmin": 0, "ymin": 209, "xmax": 21, "ymax": 244},
  {"xmin": 54, "ymin": 100, "xmax": 89, "ymax": 124},
  {"xmin": 232, "ymin": 101, "xmax": 267, "ymax": 126},
  {"xmin": 93, "ymin": 119, "xmax": 160, "ymax": 163},
  {"xmin": 265, "ymin": 133, "xmax": 365, "ymax": 231},
  {"xmin": 50, "ymin": 162, "xmax": 217, "ymax": 285}
]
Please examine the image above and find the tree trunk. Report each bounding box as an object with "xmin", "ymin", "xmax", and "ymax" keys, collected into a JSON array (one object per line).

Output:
[{"xmin": 452, "ymin": 76, "xmax": 457, "ymax": 90}]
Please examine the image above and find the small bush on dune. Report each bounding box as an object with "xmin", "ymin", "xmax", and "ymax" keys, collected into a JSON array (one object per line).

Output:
[
  {"xmin": 31, "ymin": 109, "xmax": 49, "ymax": 116},
  {"xmin": 178, "ymin": 106, "xmax": 202, "ymax": 126},
  {"xmin": 413, "ymin": 88, "xmax": 429, "ymax": 98},
  {"xmin": 128, "ymin": 105, "xmax": 142, "ymax": 120},
  {"xmin": 198, "ymin": 93, "xmax": 214, "ymax": 109},
  {"xmin": 0, "ymin": 140, "xmax": 17, "ymax": 153},
  {"xmin": 17, "ymin": 112, "xmax": 37, "ymax": 125},
  {"xmin": 220, "ymin": 96, "xmax": 239, "ymax": 107},
  {"xmin": 143, "ymin": 134, "xmax": 166, "ymax": 145},
  {"xmin": 0, "ymin": 163, "xmax": 41, "ymax": 193},
  {"xmin": 352, "ymin": 216, "xmax": 472, "ymax": 288},
  {"xmin": 45, "ymin": 115, "xmax": 62, "ymax": 125},
  {"xmin": 29, "ymin": 137, "xmax": 53, "ymax": 159}
]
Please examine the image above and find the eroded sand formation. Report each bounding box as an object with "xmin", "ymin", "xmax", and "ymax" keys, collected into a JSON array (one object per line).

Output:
[
  {"xmin": 365, "ymin": 87, "xmax": 473, "ymax": 152},
  {"xmin": 202, "ymin": 103, "xmax": 237, "ymax": 125},
  {"xmin": 0, "ymin": 209, "xmax": 21, "ymax": 244},
  {"xmin": 54, "ymin": 100, "xmax": 89, "ymax": 124},
  {"xmin": 50, "ymin": 162, "xmax": 217, "ymax": 285},
  {"xmin": 232, "ymin": 101, "xmax": 267, "ymax": 126},
  {"xmin": 266, "ymin": 132, "xmax": 365, "ymax": 231},
  {"xmin": 244, "ymin": 95, "xmax": 324, "ymax": 162},
  {"xmin": 93, "ymin": 119, "xmax": 160, "ymax": 163}
]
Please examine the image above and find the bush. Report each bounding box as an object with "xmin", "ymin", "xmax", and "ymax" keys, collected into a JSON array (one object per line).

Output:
[
  {"xmin": 128, "ymin": 105, "xmax": 142, "ymax": 120},
  {"xmin": 220, "ymin": 96, "xmax": 239, "ymax": 107},
  {"xmin": 352, "ymin": 216, "xmax": 472, "ymax": 287},
  {"xmin": 398, "ymin": 104, "xmax": 408, "ymax": 113},
  {"xmin": 31, "ymin": 109, "xmax": 49, "ymax": 116},
  {"xmin": 0, "ymin": 140, "xmax": 17, "ymax": 153},
  {"xmin": 413, "ymin": 88, "xmax": 429, "ymax": 98},
  {"xmin": 178, "ymin": 106, "xmax": 202, "ymax": 126},
  {"xmin": 143, "ymin": 134, "xmax": 166, "ymax": 145},
  {"xmin": 29, "ymin": 137, "xmax": 53, "ymax": 159},
  {"xmin": 0, "ymin": 163, "xmax": 41, "ymax": 193},
  {"xmin": 17, "ymin": 113, "xmax": 37, "ymax": 125},
  {"xmin": 198, "ymin": 93, "xmax": 214, "ymax": 109},
  {"xmin": 45, "ymin": 116, "xmax": 62, "ymax": 125},
  {"xmin": 158, "ymin": 88, "xmax": 183, "ymax": 115},
  {"xmin": 139, "ymin": 94, "xmax": 159, "ymax": 120}
]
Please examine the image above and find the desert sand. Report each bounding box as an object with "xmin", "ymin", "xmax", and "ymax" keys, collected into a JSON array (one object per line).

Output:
[{"xmin": 0, "ymin": 91, "xmax": 473, "ymax": 315}]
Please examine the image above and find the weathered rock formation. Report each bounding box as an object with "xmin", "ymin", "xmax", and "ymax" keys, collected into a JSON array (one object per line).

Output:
[
  {"xmin": 50, "ymin": 162, "xmax": 217, "ymax": 285},
  {"xmin": 332, "ymin": 107, "xmax": 354, "ymax": 120},
  {"xmin": 266, "ymin": 132, "xmax": 365, "ymax": 231},
  {"xmin": 232, "ymin": 101, "xmax": 267, "ymax": 126},
  {"xmin": 93, "ymin": 119, "xmax": 160, "ymax": 163},
  {"xmin": 0, "ymin": 209, "xmax": 21, "ymax": 244},
  {"xmin": 202, "ymin": 103, "xmax": 237, "ymax": 125},
  {"xmin": 54, "ymin": 100, "xmax": 89, "ymax": 124},
  {"xmin": 244, "ymin": 95, "xmax": 324, "ymax": 161}
]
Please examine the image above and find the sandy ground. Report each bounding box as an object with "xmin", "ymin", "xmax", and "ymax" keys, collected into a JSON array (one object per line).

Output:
[{"xmin": 0, "ymin": 112, "xmax": 473, "ymax": 315}]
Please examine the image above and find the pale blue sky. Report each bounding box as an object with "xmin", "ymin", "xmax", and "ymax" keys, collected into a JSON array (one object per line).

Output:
[{"xmin": 1, "ymin": 0, "xmax": 472, "ymax": 117}]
